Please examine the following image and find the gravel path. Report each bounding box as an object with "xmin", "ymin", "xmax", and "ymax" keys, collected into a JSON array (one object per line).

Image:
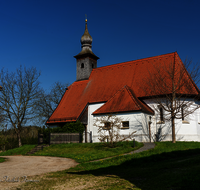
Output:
[
  {"xmin": 0, "ymin": 143, "xmax": 155, "ymax": 189},
  {"xmin": 0, "ymin": 156, "xmax": 78, "ymax": 189},
  {"xmin": 125, "ymin": 142, "xmax": 155, "ymax": 154},
  {"xmin": 90, "ymin": 142, "xmax": 155, "ymax": 162}
]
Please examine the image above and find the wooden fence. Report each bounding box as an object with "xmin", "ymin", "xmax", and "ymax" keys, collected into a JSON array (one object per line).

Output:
[{"xmin": 49, "ymin": 133, "xmax": 82, "ymax": 144}]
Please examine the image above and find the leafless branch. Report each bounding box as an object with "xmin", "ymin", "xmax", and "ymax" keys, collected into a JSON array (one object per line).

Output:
[{"xmin": 0, "ymin": 66, "xmax": 41, "ymax": 147}]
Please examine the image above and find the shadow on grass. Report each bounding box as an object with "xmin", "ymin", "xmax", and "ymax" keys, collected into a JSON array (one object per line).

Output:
[{"xmin": 67, "ymin": 148, "xmax": 200, "ymax": 190}]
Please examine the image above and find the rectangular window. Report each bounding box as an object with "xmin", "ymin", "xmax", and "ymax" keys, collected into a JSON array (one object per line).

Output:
[
  {"xmin": 103, "ymin": 122, "xmax": 111, "ymax": 130},
  {"xmin": 121, "ymin": 121, "xmax": 129, "ymax": 129}
]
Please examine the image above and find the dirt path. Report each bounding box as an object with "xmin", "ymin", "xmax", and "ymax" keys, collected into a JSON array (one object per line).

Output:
[
  {"xmin": 0, "ymin": 155, "xmax": 78, "ymax": 189},
  {"xmin": 90, "ymin": 142, "xmax": 155, "ymax": 162},
  {"xmin": 0, "ymin": 143, "xmax": 155, "ymax": 189}
]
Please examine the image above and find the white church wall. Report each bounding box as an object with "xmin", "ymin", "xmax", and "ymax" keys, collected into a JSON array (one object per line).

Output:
[
  {"xmin": 144, "ymin": 98, "xmax": 200, "ymax": 142},
  {"xmin": 49, "ymin": 98, "xmax": 200, "ymax": 142},
  {"xmin": 87, "ymin": 102, "xmax": 105, "ymax": 138},
  {"xmin": 176, "ymin": 106, "xmax": 200, "ymax": 141},
  {"xmin": 91, "ymin": 111, "xmax": 152, "ymax": 143}
]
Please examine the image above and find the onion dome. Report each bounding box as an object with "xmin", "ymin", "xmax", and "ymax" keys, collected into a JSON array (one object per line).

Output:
[
  {"xmin": 81, "ymin": 19, "xmax": 93, "ymax": 49},
  {"xmin": 74, "ymin": 19, "xmax": 99, "ymax": 60}
]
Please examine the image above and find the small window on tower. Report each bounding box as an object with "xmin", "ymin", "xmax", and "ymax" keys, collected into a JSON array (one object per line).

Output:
[
  {"xmin": 92, "ymin": 64, "xmax": 94, "ymax": 68},
  {"xmin": 81, "ymin": 63, "xmax": 84, "ymax": 68}
]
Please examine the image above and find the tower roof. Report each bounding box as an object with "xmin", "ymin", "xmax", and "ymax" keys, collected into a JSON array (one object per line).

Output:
[
  {"xmin": 81, "ymin": 19, "xmax": 92, "ymax": 46},
  {"xmin": 74, "ymin": 19, "xmax": 99, "ymax": 60}
]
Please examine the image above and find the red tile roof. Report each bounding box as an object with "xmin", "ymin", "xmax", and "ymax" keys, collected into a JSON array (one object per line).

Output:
[
  {"xmin": 46, "ymin": 52, "xmax": 199, "ymax": 124},
  {"xmin": 93, "ymin": 86, "xmax": 154, "ymax": 115}
]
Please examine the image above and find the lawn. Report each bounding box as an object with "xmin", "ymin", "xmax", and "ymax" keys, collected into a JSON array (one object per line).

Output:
[
  {"xmin": 33, "ymin": 141, "xmax": 142, "ymax": 163},
  {"xmin": 0, "ymin": 144, "xmax": 36, "ymax": 156},
  {"xmin": 18, "ymin": 141, "xmax": 200, "ymax": 190}
]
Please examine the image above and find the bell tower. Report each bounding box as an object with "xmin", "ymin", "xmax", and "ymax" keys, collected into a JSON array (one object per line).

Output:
[{"xmin": 74, "ymin": 18, "xmax": 99, "ymax": 81}]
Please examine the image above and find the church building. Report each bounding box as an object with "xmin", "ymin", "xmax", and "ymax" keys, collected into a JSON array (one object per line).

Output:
[{"xmin": 46, "ymin": 19, "xmax": 200, "ymax": 142}]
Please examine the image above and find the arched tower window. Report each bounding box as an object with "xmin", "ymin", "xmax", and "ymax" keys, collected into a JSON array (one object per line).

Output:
[{"xmin": 81, "ymin": 63, "xmax": 84, "ymax": 68}]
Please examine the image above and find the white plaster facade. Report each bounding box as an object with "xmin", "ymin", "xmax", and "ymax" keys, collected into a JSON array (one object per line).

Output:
[{"xmin": 86, "ymin": 99, "xmax": 200, "ymax": 143}]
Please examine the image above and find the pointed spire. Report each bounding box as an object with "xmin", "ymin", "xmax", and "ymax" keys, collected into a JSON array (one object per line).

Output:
[{"xmin": 81, "ymin": 18, "xmax": 93, "ymax": 50}]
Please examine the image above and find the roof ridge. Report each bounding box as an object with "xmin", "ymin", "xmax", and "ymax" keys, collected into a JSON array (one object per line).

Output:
[
  {"xmin": 174, "ymin": 52, "xmax": 200, "ymax": 94},
  {"xmin": 93, "ymin": 52, "xmax": 177, "ymax": 71},
  {"xmin": 124, "ymin": 86, "xmax": 141, "ymax": 110},
  {"xmin": 74, "ymin": 79, "xmax": 89, "ymax": 84},
  {"xmin": 126, "ymin": 86, "xmax": 154, "ymax": 114},
  {"xmin": 93, "ymin": 86, "xmax": 142, "ymax": 114},
  {"xmin": 92, "ymin": 86, "xmax": 127, "ymax": 113}
]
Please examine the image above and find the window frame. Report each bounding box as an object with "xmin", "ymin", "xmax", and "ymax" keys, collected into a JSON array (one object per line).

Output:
[
  {"xmin": 181, "ymin": 104, "xmax": 189, "ymax": 124},
  {"xmin": 103, "ymin": 122, "xmax": 111, "ymax": 130},
  {"xmin": 157, "ymin": 106, "xmax": 165, "ymax": 124},
  {"xmin": 121, "ymin": 121, "xmax": 129, "ymax": 129}
]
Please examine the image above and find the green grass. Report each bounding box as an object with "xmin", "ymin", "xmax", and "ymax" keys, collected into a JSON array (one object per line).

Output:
[
  {"xmin": 18, "ymin": 141, "xmax": 200, "ymax": 190},
  {"xmin": 0, "ymin": 144, "xmax": 36, "ymax": 156},
  {"xmin": 0, "ymin": 157, "xmax": 5, "ymax": 163},
  {"xmin": 33, "ymin": 141, "xmax": 143, "ymax": 163}
]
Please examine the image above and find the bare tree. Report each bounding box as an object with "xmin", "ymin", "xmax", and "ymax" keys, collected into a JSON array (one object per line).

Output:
[
  {"xmin": 142, "ymin": 57, "xmax": 200, "ymax": 143},
  {"xmin": 0, "ymin": 66, "xmax": 41, "ymax": 147},
  {"xmin": 34, "ymin": 81, "xmax": 69, "ymax": 125},
  {"xmin": 94, "ymin": 114, "xmax": 136, "ymax": 147}
]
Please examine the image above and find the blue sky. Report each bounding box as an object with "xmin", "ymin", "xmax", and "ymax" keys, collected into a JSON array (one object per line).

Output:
[{"xmin": 0, "ymin": 0, "xmax": 200, "ymax": 91}]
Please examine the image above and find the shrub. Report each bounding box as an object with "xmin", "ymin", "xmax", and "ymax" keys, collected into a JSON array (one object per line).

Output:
[{"xmin": 42, "ymin": 121, "xmax": 85, "ymax": 144}]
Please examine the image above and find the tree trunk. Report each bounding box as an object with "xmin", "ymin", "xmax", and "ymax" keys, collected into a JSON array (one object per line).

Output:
[
  {"xmin": 148, "ymin": 121, "xmax": 151, "ymax": 143},
  {"xmin": 17, "ymin": 132, "xmax": 22, "ymax": 147},
  {"xmin": 171, "ymin": 59, "xmax": 176, "ymax": 143},
  {"xmin": 172, "ymin": 114, "xmax": 176, "ymax": 143}
]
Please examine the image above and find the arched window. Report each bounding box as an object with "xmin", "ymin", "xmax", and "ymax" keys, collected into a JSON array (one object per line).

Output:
[
  {"xmin": 81, "ymin": 63, "xmax": 84, "ymax": 68},
  {"xmin": 181, "ymin": 105, "xmax": 186, "ymax": 121},
  {"xmin": 159, "ymin": 107, "xmax": 164, "ymax": 122}
]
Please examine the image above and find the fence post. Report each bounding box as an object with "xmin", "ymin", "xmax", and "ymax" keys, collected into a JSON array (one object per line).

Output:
[
  {"xmin": 133, "ymin": 139, "xmax": 135, "ymax": 148},
  {"xmin": 79, "ymin": 133, "xmax": 82, "ymax": 143},
  {"xmin": 90, "ymin": 131, "xmax": 92, "ymax": 143}
]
